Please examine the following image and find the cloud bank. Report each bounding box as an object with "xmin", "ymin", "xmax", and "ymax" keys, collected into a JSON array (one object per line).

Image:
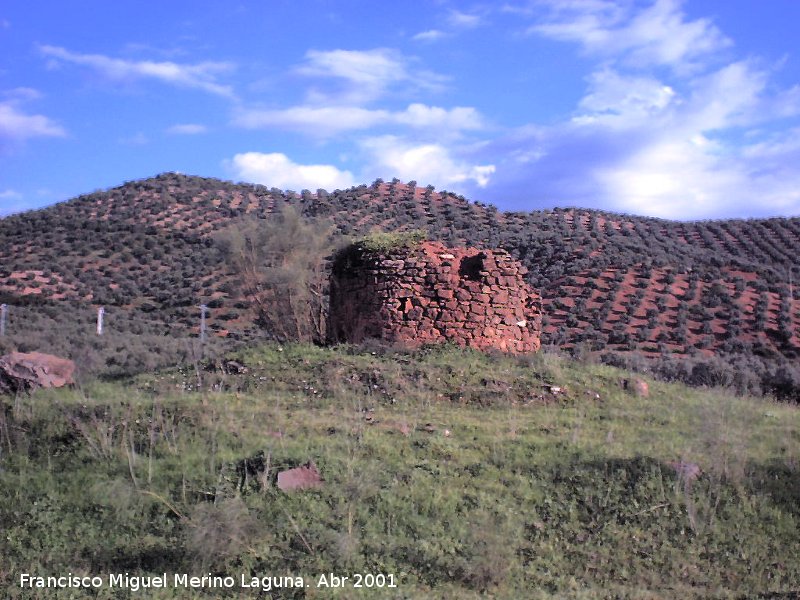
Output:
[{"xmin": 481, "ymin": 0, "xmax": 800, "ymax": 218}]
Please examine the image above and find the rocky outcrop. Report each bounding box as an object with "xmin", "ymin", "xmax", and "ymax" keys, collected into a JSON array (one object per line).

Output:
[
  {"xmin": 0, "ymin": 351, "xmax": 76, "ymax": 394},
  {"xmin": 329, "ymin": 241, "xmax": 541, "ymax": 353}
]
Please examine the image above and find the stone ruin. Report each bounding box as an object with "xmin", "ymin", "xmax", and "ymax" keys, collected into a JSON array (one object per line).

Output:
[{"xmin": 328, "ymin": 240, "xmax": 541, "ymax": 353}]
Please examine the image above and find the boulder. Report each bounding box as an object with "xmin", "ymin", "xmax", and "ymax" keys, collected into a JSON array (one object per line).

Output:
[
  {"xmin": 632, "ymin": 378, "xmax": 649, "ymax": 397},
  {"xmin": 277, "ymin": 461, "xmax": 323, "ymax": 492},
  {"xmin": 0, "ymin": 352, "xmax": 75, "ymax": 394},
  {"xmin": 620, "ymin": 377, "xmax": 649, "ymax": 398}
]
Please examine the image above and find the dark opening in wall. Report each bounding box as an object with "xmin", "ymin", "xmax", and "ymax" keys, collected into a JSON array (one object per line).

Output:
[{"xmin": 459, "ymin": 253, "xmax": 485, "ymax": 281}]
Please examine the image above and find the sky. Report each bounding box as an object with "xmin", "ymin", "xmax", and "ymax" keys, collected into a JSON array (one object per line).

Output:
[{"xmin": 2, "ymin": 0, "xmax": 800, "ymax": 220}]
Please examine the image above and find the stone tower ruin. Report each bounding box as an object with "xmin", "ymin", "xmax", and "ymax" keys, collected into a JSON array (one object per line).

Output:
[{"xmin": 328, "ymin": 240, "xmax": 541, "ymax": 353}]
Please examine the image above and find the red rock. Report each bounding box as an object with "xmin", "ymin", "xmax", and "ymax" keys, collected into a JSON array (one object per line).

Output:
[
  {"xmin": 0, "ymin": 352, "xmax": 75, "ymax": 394},
  {"xmin": 632, "ymin": 378, "xmax": 649, "ymax": 397},
  {"xmin": 277, "ymin": 461, "xmax": 323, "ymax": 491},
  {"xmin": 438, "ymin": 289, "xmax": 455, "ymax": 299},
  {"xmin": 620, "ymin": 377, "xmax": 650, "ymax": 397}
]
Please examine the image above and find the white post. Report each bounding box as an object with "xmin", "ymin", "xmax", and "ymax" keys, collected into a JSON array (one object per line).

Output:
[
  {"xmin": 97, "ymin": 306, "xmax": 105, "ymax": 336},
  {"xmin": 199, "ymin": 304, "xmax": 208, "ymax": 343},
  {"xmin": 0, "ymin": 303, "xmax": 6, "ymax": 336}
]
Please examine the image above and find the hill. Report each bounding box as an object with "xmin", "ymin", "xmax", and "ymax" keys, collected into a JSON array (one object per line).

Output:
[{"xmin": 0, "ymin": 172, "xmax": 798, "ymax": 388}]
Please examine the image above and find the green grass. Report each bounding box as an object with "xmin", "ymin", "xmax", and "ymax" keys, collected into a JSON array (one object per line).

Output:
[
  {"xmin": 1, "ymin": 344, "xmax": 799, "ymax": 598},
  {"xmin": 352, "ymin": 230, "xmax": 427, "ymax": 253}
]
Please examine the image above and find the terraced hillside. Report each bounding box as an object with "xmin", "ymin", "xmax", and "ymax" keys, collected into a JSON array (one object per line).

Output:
[{"xmin": 0, "ymin": 172, "xmax": 798, "ymax": 376}]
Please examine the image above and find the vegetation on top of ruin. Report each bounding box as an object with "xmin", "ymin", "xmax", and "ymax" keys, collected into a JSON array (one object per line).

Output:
[{"xmin": 354, "ymin": 229, "xmax": 428, "ymax": 253}]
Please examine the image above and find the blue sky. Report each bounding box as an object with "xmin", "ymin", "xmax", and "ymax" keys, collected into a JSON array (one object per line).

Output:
[{"xmin": 2, "ymin": 1, "xmax": 800, "ymax": 220}]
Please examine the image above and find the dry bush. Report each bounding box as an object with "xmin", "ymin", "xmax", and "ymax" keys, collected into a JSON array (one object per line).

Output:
[
  {"xmin": 184, "ymin": 497, "xmax": 261, "ymax": 569},
  {"xmin": 215, "ymin": 207, "xmax": 343, "ymax": 344}
]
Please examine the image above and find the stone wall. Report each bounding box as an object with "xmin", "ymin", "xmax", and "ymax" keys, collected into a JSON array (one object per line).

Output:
[{"xmin": 328, "ymin": 241, "xmax": 541, "ymax": 353}]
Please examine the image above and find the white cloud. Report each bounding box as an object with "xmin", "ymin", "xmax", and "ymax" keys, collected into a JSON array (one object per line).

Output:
[
  {"xmin": 295, "ymin": 48, "xmax": 446, "ymax": 103},
  {"xmin": 166, "ymin": 123, "xmax": 208, "ymax": 135},
  {"xmin": 564, "ymin": 65, "xmax": 761, "ymax": 215},
  {"xmin": 576, "ymin": 68, "xmax": 676, "ymax": 127},
  {"xmin": 394, "ymin": 104, "xmax": 484, "ymax": 129},
  {"xmin": 770, "ymin": 84, "xmax": 800, "ymax": 119},
  {"xmin": 234, "ymin": 105, "xmax": 387, "ymax": 136},
  {"xmin": 0, "ymin": 100, "xmax": 65, "ymax": 141},
  {"xmin": 531, "ymin": 0, "xmax": 730, "ymax": 72},
  {"xmin": 39, "ymin": 45, "xmax": 236, "ymax": 98},
  {"xmin": 298, "ymin": 48, "xmax": 402, "ymax": 86},
  {"xmin": 4, "ymin": 87, "xmax": 42, "ymax": 101},
  {"xmin": 412, "ymin": 29, "xmax": 447, "ymax": 42},
  {"xmin": 742, "ymin": 127, "xmax": 800, "ymax": 160},
  {"xmin": 0, "ymin": 189, "xmax": 22, "ymax": 200},
  {"xmin": 477, "ymin": 53, "xmax": 800, "ymax": 219},
  {"xmin": 361, "ymin": 136, "xmax": 495, "ymax": 189},
  {"xmin": 411, "ymin": 9, "xmax": 482, "ymax": 43},
  {"xmin": 594, "ymin": 135, "xmax": 740, "ymax": 217},
  {"xmin": 233, "ymin": 103, "xmax": 485, "ymax": 137},
  {"xmin": 680, "ymin": 61, "xmax": 767, "ymax": 132},
  {"xmin": 593, "ymin": 128, "xmax": 800, "ymax": 218},
  {"xmin": 225, "ymin": 152, "xmax": 355, "ymax": 191},
  {"xmin": 451, "ymin": 2, "xmax": 798, "ymax": 218},
  {"xmin": 447, "ymin": 9, "xmax": 483, "ymax": 29}
]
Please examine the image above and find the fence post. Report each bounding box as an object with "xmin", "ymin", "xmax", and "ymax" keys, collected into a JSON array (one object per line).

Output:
[{"xmin": 199, "ymin": 304, "xmax": 208, "ymax": 343}]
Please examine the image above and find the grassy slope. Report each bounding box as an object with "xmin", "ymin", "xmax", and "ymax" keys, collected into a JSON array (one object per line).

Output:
[{"xmin": 1, "ymin": 344, "xmax": 799, "ymax": 599}]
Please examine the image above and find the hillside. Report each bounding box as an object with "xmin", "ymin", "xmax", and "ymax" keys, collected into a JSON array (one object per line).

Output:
[
  {"xmin": 2, "ymin": 343, "xmax": 799, "ymax": 598},
  {"xmin": 0, "ymin": 172, "xmax": 798, "ymax": 382}
]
